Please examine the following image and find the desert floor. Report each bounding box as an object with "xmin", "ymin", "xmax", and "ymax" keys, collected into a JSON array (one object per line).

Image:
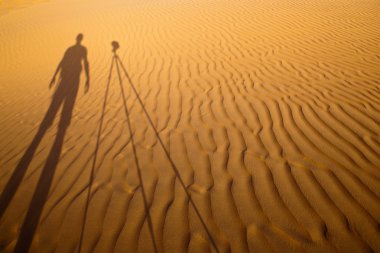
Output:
[{"xmin": 0, "ymin": 0, "xmax": 380, "ymax": 252}]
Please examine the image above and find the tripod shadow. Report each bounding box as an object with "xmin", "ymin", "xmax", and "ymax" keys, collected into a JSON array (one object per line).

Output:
[
  {"xmin": 115, "ymin": 52, "xmax": 220, "ymax": 252},
  {"xmin": 78, "ymin": 51, "xmax": 158, "ymax": 253},
  {"xmin": 115, "ymin": 54, "xmax": 159, "ymax": 253},
  {"xmin": 0, "ymin": 34, "xmax": 89, "ymax": 253}
]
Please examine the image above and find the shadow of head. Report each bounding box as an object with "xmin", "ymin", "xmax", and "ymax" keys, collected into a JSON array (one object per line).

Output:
[{"xmin": 76, "ymin": 33, "xmax": 84, "ymax": 44}]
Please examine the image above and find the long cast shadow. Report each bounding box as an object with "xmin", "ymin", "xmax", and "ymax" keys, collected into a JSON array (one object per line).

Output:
[
  {"xmin": 77, "ymin": 51, "xmax": 114, "ymax": 253},
  {"xmin": 115, "ymin": 54, "xmax": 158, "ymax": 253},
  {"xmin": 0, "ymin": 34, "xmax": 89, "ymax": 253},
  {"xmin": 78, "ymin": 46, "xmax": 158, "ymax": 253},
  {"xmin": 115, "ymin": 51, "xmax": 220, "ymax": 252}
]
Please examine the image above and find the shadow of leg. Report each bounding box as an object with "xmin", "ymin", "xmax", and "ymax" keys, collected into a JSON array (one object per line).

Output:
[
  {"xmin": 0, "ymin": 96, "xmax": 63, "ymax": 220},
  {"xmin": 13, "ymin": 124, "xmax": 67, "ymax": 253},
  {"xmin": 13, "ymin": 86, "xmax": 78, "ymax": 253}
]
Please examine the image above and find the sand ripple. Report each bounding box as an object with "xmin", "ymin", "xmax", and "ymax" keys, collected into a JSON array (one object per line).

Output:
[{"xmin": 1, "ymin": 0, "xmax": 380, "ymax": 252}]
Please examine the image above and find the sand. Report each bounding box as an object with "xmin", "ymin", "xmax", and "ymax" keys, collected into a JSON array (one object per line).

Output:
[{"xmin": 0, "ymin": 0, "xmax": 380, "ymax": 252}]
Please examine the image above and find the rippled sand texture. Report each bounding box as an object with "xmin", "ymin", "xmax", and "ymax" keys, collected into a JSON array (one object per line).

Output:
[
  {"xmin": 1, "ymin": 0, "xmax": 380, "ymax": 252},
  {"xmin": 0, "ymin": 0, "xmax": 48, "ymax": 16}
]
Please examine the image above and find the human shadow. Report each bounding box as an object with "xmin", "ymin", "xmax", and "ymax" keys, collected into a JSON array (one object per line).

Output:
[{"xmin": 0, "ymin": 33, "xmax": 89, "ymax": 253}]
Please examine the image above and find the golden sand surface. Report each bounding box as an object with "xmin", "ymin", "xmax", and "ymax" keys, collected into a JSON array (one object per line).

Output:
[{"xmin": 0, "ymin": 0, "xmax": 380, "ymax": 252}]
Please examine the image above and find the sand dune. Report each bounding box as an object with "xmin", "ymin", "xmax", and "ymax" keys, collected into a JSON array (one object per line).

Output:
[{"xmin": 0, "ymin": 0, "xmax": 380, "ymax": 252}]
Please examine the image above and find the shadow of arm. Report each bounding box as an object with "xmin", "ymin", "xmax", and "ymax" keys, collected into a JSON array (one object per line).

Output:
[
  {"xmin": 49, "ymin": 59, "xmax": 63, "ymax": 89},
  {"xmin": 84, "ymin": 49, "xmax": 90, "ymax": 92}
]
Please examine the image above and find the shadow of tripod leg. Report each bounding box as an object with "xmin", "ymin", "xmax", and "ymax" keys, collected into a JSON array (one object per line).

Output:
[
  {"xmin": 115, "ymin": 56, "xmax": 220, "ymax": 252},
  {"xmin": 77, "ymin": 56, "xmax": 115, "ymax": 253},
  {"xmin": 115, "ymin": 57, "xmax": 158, "ymax": 253}
]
